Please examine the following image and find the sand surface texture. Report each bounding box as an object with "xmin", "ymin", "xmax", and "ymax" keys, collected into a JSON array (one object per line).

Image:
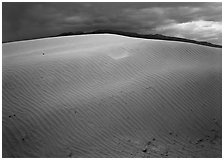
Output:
[{"xmin": 2, "ymin": 34, "xmax": 222, "ymax": 157}]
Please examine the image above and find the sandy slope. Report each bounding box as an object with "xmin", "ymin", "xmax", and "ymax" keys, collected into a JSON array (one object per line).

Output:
[{"xmin": 2, "ymin": 34, "xmax": 222, "ymax": 157}]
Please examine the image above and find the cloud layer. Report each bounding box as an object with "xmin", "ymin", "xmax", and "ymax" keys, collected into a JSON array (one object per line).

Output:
[{"xmin": 3, "ymin": 2, "xmax": 222, "ymax": 44}]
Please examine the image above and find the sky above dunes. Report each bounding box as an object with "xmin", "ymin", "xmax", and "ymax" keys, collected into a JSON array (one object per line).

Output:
[{"xmin": 2, "ymin": 2, "xmax": 222, "ymax": 44}]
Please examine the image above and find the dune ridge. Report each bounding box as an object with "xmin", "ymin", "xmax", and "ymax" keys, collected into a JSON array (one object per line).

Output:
[{"xmin": 2, "ymin": 34, "xmax": 221, "ymax": 157}]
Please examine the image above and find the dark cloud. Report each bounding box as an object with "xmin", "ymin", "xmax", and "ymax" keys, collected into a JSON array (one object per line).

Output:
[{"xmin": 2, "ymin": 2, "xmax": 222, "ymax": 44}]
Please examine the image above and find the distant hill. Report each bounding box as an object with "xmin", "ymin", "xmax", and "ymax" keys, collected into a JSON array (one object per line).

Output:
[
  {"xmin": 56, "ymin": 31, "xmax": 85, "ymax": 37},
  {"xmin": 3, "ymin": 30, "xmax": 222, "ymax": 48},
  {"xmin": 55, "ymin": 30, "xmax": 222, "ymax": 48}
]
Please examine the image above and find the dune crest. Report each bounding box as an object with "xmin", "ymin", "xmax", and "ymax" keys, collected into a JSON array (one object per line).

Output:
[{"xmin": 3, "ymin": 34, "xmax": 221, "ymax": 157}]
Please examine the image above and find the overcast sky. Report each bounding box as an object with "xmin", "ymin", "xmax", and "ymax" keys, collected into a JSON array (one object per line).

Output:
[{"xmin": 2, "ymin": 2, "xmax": 222, "ymax": 44}]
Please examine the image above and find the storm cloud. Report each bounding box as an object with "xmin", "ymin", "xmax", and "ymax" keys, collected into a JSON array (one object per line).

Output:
[{"xmin": 2, "ymin": 2, "xmax": 222, "ymax": 44}]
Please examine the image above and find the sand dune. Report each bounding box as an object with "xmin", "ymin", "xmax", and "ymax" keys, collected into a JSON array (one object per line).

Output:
[{"xmin": 2, "ymin": 34, "xmax": 221, "ymax": 157}]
